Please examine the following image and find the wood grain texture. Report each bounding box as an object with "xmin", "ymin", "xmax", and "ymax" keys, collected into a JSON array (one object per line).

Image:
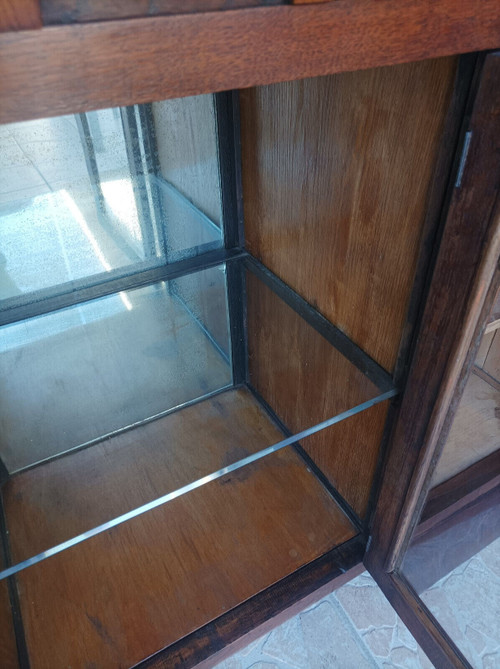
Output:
[
  {"xmin": 40, "ymin": 0, "xmax": 282, "ymax": 25},
  {"xmin": 366, "ymin": 52, "xmax": 500, "ymax": 576},
  {"xmin": 137, "ymin": 537, "xmax": 364, "ymax": 669},
  {"xmin": 246, "ymin": 271, "xmax": 385, "ymax": 517},
  {"xmin": 0, "ymin": 0, "xmax": 41, "ymax": 31},
  {"xmin": 5, "ymin": 388, "xmax": 287, "ymax": 559},
  {"xmin": 241, "ymin": 58, "xmax": 458, "ymax": 372},
  {"xmin": 7, "ymin": 388, "xmax": 355, "ymax": 668},
  {"xmin": 1, "ymin": 0, "xmax": 500, "ymax": 124}
]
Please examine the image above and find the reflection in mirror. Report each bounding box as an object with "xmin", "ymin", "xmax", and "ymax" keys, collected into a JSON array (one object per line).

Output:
[
  {"xmin": 0, "ymin": 253, "xmax": 393, "ymax": 580},
  {"xmin": 0, "ymin": 94, "xmax": 223, "ymax": 304},
  {"xmin": 401, "ymin": 324, "xmax": 500, "ymax": 668},
  {"xmin": 0, "ymin": 265, "xmax": 232, "ymax": 472}
]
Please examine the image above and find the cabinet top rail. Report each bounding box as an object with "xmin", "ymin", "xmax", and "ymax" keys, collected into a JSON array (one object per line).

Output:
[{"xmin": 1, "ymin": 0, "xmax": 499, "ymax": 124}]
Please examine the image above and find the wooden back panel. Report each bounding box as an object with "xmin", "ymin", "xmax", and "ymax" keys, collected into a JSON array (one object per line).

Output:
[
  {"xmin": 242, "ymin": 58, "xmax": 459, "ymax": 516},
  {"xmin": 246, "ymin": 271, "xmax": 388, "ymax": 517},
  {"xmin": 241, "ymin": 56, "xmax": 458, "ymax": 372}
]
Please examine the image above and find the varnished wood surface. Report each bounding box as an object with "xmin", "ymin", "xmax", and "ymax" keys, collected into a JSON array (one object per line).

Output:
[
  {"xmin": 0, "ymin": 0, "xmax": 41, "ymax": 32},
  {"xmin": 40, "ymin": 0, "xmax": 282, "ymax": 25},
  {"xmin": 297, "ymin": 403, "xmax": 389, "ymax": 520},
  {"xmin": 6, "ymin": 388, "xmax": 355, "ymax": 668},
  {"xmin": 138, "ymin": 537, "xmax": 364, "ymax": 669},
  {"xmin": 241, "ymin": 58, "xmax": 458, "ymax": 372},
  {"xmin": 1, "ymin": 0, "xmax": 500, "ymax": 124},
  {"xmin": 5, "ymin": 388, "xmax": 281, "ymax": 559},
  {"xmin": 246, "ymin": 271, "xmax": 385, "ymax": 517},
  {"xmin": 366, "ymin": 52, "xmax": 500, "ymax": 577}
]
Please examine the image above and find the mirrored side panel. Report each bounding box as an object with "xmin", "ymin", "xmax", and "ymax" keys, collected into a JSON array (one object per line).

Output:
[
  {"xmin": 0, "ymin": 265, "xmax": 232, "ymax": 472},
  {"xmin": 0, "ymin": 94, "xmax": 223, "ymax": 305}
]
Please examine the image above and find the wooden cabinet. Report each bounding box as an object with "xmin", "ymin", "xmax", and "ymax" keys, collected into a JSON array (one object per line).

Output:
[{"xmin": 0, "ymin": 3, "xmax": 499, "ymax": 668}]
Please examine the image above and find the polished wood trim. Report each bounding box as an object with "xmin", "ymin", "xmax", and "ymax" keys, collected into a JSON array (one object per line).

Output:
[
  {"xmin": 0, "ymin": 0, "xmax": 42, "ymax": 32},
  {"xmin": 194, "ymin": 562, "xmax": 366, "ymax": 669},
  {"xmin": 365, "ymin": 52, "xmax": 500, "ymax": 669},
  {"xmin": 133, "ymin": 535, "xmax": 365, "ymax": 669},
  {"xmin": 366, "ymin": 52, "xmax": 500, "ymax": 574},
  {"xmin": 392, "ymin": 54, "xmax": 477, "ymax": 385},
  {"xmin": 1, "ymin": 0, "xmax": 500, "ymax": 123}
]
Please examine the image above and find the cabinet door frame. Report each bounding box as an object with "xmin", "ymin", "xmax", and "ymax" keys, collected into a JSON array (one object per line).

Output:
[{"xmin": 365, "ymin": 50, "xmax": 500, "ymax": 669}]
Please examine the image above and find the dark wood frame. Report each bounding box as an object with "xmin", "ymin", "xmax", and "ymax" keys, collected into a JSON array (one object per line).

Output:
[
  {"xmin": 365, "ymin": 51, "xmax": 500, "ymax": 669},
  {"xmin": 134, "ymin": 535, "xmax": 365, "ymax": 669},
  {"xmin": 1, "ymin": 3, "xmax": 500, "ymax": 667},
  {"xmin": 1, "ymin": 0, "xmax": 500, "ymax": 124}
]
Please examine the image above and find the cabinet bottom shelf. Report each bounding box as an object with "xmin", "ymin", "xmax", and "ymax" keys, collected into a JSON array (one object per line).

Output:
[{"xmin": 1, "ymin": 387, "xmax": 357, "ymax": 668}]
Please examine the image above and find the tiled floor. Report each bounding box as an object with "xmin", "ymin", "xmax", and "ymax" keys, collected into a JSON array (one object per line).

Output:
[
  {"xmin": 215, "ymin": 535, "xmax": 500, "ymax": 669},
  {"xmin": 213, "ymin": 570, "xmax": 433, "ymax": 669},
  {"xmin": 420, "ymin": 537, "xmax": 500, "ymax": 669}
]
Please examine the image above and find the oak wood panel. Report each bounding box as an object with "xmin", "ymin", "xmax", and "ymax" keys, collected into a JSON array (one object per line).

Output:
[
  {"xmin": 246, "ymin": 271, "xmax": 385, "ymax": 517},
  {"xmin": 5, "ymin": 388, "xmax": 284, "ymax": 559},
  {"xmin": 1, "ymin": 0, "xmax": 500, "ymax": 124},
  {"xmin": 138, "ymin": 537, "xmax": 364, "ymax": 668},
  {"xmin": 241, "ymin": 58, "xmax": 458, "ymax": 372},
  {"xmin": 11, "ymin": 390, "xmax": 355, "ymax": 668},
  {"xmin": 40, "ymin": 0, "xmax": 282, "ymax": 25},
  {"xmin": 298, "ymin": 402, "xmax": 389, "ymax": 520},
  {"xmin": 0, "ymin": 0, "xmax": 41, "ymax": 32}
]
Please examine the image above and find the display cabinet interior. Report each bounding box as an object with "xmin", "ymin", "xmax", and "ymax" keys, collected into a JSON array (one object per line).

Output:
[{"xmin": 0, "ymin": 48, "xmax": 492, "ymax": 668}]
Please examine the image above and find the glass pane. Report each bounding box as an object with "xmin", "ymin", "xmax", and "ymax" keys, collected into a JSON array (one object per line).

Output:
[
  {"xmin": 0, "ymin": 95, "xmax": 223, "ymax": 303},
  {"xmin": 0, "ymin": 265, "xmax": 232, "ymax": 472},
  {"xmin": 0, "ymin": 259, "xmax": 391, "ymax": 577},
  {"xmin": 401, "ymin": 327, "xmax": 500, "ymax": 667}
]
